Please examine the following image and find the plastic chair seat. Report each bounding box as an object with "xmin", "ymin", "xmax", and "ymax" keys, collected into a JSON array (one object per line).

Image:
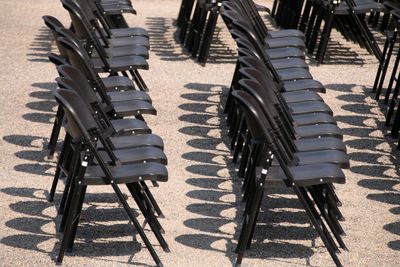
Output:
[
  {"xmin": 295, "ymin": 123, "xmax": 343, "ymax": 139},
  {"xmin": 102, "ymin": 45, "xmax": 149, "ymax": 59},
  {"xmin": 101, "ymin": 35, "xmax": 149, "ymax": 48},
  {"xmin": 282, "ymin": 90, "xmax": 323, "ymax": 103},
  {"xmin": 102, "ymin": 75, "xmax": 134, "ymax": 91},
  {"xmin": 112, "ymin": 99, "xmax": 156, "ymax": 116},
  {"xmin": 295, "ymin": 150, "xmax": 350, "ymax": 169},
  {"xmin": 277, "ymin": 67, "xmax": 313, "ymax": 81},
  {"xmin": 97, "ymin": 134, "xmax": 164, "ymax": 150},
  {"xmin": 111, "ymin": 118, "xmax": 151, "ymax": 134},
  {"xmin": 289, "ymin": 100, "xmax": 333, "ymax": 115},
  {"xmin": 267, "ymin": 29, "xmax": 305, "ymax": 40},
  {"xmin": 265, "ymin": 47, "xmax": 305, "ymax": 59},
  {"xmin": 265, "ymin": 36, "xmax": 306, "ymax": 50},
  {"xmin": 294, "ymin": 137, "xmax": 346, "ymax": 152},
  {"xmin": 84, "ymin": 162, "xmax": 168, "ymax": 185},
  {"xmin": 107, "ymin": 90, "xmax": 152, "ymax": 103},
  {"xmin": 271, "ymin": 57, "xmax": 309, "ymax": 70},
  {"xmin": 292, "ymin": 112, "xmax": 337, "ymax": 126},
  {"xmin": 98, "ymin": 146, "xmax": 167, "ymax": 165},
  {"xmin": 256, "ymin": 163, "xmax": 345, "ymax": 187},
  {"xmin": 99, "ymin": 28, "xmax": 149, "ymax": 38},
  {"xmin": 91, "ymin": 55, "xmax": 149, "ymax": 72}
]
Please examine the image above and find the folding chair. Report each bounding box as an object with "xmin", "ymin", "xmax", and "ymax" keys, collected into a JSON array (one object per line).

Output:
[
  {"xmin": 232, "ymin": 90, "xmax": 347, "ymax": 267},
  {"xmin": 53, "ymin": 88, "xmax": 168, "ymax": 266}
]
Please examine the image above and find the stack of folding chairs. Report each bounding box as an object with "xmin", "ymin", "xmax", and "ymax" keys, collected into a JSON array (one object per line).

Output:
[
  {"xmin": 218, "ymin": 0, "xmax": 350, "ymax": 266},
  {"xmin": 175, "ymin": 0, "xmax": 270, "ymax": 65},
  {"xmin": 373, "ymin": 4, "xmax": 400, "ymax": 147},
  {"xmin": 175, "ymin": 0, "xmax": 223, "ymax": 64},
  {"xmin": 272, "ymin": 0, "xmax": 387, "ymax": 64},
  {"xmin": 42, "ymin": 1, "xmax": 169, "ymax": 266}
]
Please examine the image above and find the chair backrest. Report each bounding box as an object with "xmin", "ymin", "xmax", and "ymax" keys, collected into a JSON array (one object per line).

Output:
[
  {"xmin": 53, "ymin": 88, "xmax": 98, "ymax": 141},
  {"xmin": 237, "ymin": 78, "xmax": 298, "ymax": 162},
  {"xmin": 47, "ymin": 52, "xmax": 69, "ymax": 66},
  {"xmin": 61, "ymin": 0, "xmax": 111, "ymax": 60},
  {"xmin": 231, "ymin": 90, "xmax": 295, "ymax": 185},
  {"xmin": 42, "ymin": 15, "xmax": 69, "ymax": 57},
  {"xmin": 57, "ymin": 34, "xmax": 111, "ymax": 96},
  {"xmin": 57, "ymin": 64, "xmax": 100, "ymax": 105}
]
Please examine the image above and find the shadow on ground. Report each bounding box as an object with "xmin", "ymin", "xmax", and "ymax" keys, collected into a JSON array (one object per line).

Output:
[
  {"xmin": 175, "ymin": 82, "xmax": 318, "ymax": 265},
  {"xmin": 146, "ymin": 17, "xmax": 236, "ymax": 65},
  {"xmin": 327, "ymin": 82, "xmax": 400, "ymax": 252}
]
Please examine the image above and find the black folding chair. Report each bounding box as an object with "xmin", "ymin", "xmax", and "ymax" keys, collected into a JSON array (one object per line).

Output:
[
  {"xmin": 232, "ymin": 89, "xmax": 347, "ymax": 267},
  {"xmin": 53, "ymin": 88, "xmax": 168, "ymax": 266}
]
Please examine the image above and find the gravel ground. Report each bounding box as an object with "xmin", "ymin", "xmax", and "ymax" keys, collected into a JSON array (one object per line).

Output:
[{"xmin": 0, "ymin": 0, "xmax": 399, "ymax": 266}]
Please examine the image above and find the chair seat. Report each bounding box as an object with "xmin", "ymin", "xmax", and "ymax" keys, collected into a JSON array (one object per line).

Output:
[
  {"xmin": 104, "ymin": 45, "xmax": 149, "ymax": 59},
  {"xmin": 277, "ymin": 67, "xmax": 313, "ymax": 81},
  {"xmin": 108, "ymin": 90, "xmax": 152, "ymax": 103},
  {"xmin": 103, "ymin": 28, "xmax": 149, "ymax": 38},
  {"xmin": 265, "ymin": 36, "xmax": 306, "ymax": 50},
  {"xmin": 282, "ymin": 90, "xmax": 323, "ymax": 103},
  {"xmin": 102, "ymin": 36, "xmax": 150, "ymax": 48},
  {"xmin": 271, "ymin": 57, "xmax": 309, "ymax": 70},
  {"xmin": 84, "ymin": 162, "xmax": 168, "ymax": 185},
  {"xmin": 102, "ymin": 75, "xmax": 134, "ymax": 91},
  {"xmin": 97, "ymin": 134, "xmax": 164, "ymax": 150},
  {"xmin": 295, "ymin": 123, "xmax": 343, "ymax": 139},
  {"xmin": 289, "ymin": 100, "xmax": 333, "ymax": 115},
  {"xmin": 296, "ymin": 150, "xmax": 350, "ymax": 169},
  {"xmin": 267, "ymin": 29, "xmax": 305, "ymax": 40},
  {"xmin": 292, "ymin": 112, "xmax": 336, "ymax": 126},
  {"xmin": 98, "ymin": 146, "xmax": 168, "ymax": 165},
  {"xmin": 111, "ymin": 118, "xmax": 151, "ymax": 135},
  {"xmin": 294, "ymin": 137, "xmax": 346, "ymax": 152},
  {"xmin": 113, "ymin": 99, "xmax": 156, "ymax": 116},
  {"xmin": 92, "ymin": 55, "xmax": 149, "ymax": 72},
  {"xmin": 334, "ymin": 2, "xmax": 388, "ymax": 15},
  {"xmin": 283, "ymin": 79, "xmax": 326, "ymax": 93},
  {"xmin": 101, "ymin": 5, "xmax": 137, "ymax": 15},
  {"xmin": 256, "ymin": 163, "xmax": 345, "ymax": 187},
  {"xmin": 265, "ymin": 47, "xmax": 305, "ymax": 59}
]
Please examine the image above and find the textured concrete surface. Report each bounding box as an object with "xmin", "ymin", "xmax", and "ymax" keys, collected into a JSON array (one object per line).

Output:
[{"xmin": 0, "ymin": 0, "xmax": 399, "ymax": 266}]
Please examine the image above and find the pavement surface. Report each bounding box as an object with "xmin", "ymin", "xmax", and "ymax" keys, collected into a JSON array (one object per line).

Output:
[{"xmin": 0, "ymin": 0, "xmax": 399, "ymax": 266}]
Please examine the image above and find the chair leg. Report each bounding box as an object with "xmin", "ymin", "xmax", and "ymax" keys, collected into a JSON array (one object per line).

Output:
[
  {"xmin": 58, "ymin": 146, "xmax": 80, "ymax": 217},
  {"xmin": 48, "ymin": 133, "xmax": 71, "ymax": 202},
  {"xmin": 191, "ymin": 7, "xmax": 208, "ymax": 59},
  {"xmin": 235, "ymin": 182, "xmax": 264, "ymax": 266},
  {"xmin": 48, "ymin": 106, "xmax": 64, "ymax": 158},
  {"xmin": 384, "ymin": 46, "xmax": 400, "ymax": 104},
  {"xmin": 111, "ymin": 182, "xmax": 163, "ymax": 266},
  {"xmin": 126, "ymin": 183, "xmax": 170, "ymax": 252},
  {"xmin": 294, "ymin": 187, "xmax": 343, "ymax": 267},
  {"xmin": 373, "ymin": 35, "xmax": 391, "ymax": 94},
  {"xmin": 67, "ymin": 185, "xmax": 87, "ymax": 251},
  {"xmin": 140, "ymin": 181, "xmax": 164, "ymax": 218},
  {"xmin": 299, "ymin": 0, "xmax": 312, "ymax": 32},
  {"xmin": 129, "ymin": 70, "xmax": 149, "ymax": 92},
  {"xmin": 56, "ymin": 176, "xmax": 84, "ymax": 263},
  {"xmin": 198, "ymin": 9, "xmax": 219, "ymax": 64},
  {"xmin": 316, "ymin": 12, "xmax": 335, "ymax": 65}
]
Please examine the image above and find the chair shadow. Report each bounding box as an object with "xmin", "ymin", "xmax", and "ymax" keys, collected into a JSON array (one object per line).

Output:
[
  {"xmin": 148, "ymin": 16, "xmax": 236, "ymax": 65},
  {"xmin": 175, "ymin": 82, "xmax": 317, "ymax": 265},
  {"xmin": 326, "ymin": 82, "xmax": 400, "ymax": 252},
  {"xmin": 27, "ymin": 27, "xmax": 53, "ymax": 63},
  {"xmin": 0, "ymin": 187, "xmax": 158, "ymax": 265}
]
